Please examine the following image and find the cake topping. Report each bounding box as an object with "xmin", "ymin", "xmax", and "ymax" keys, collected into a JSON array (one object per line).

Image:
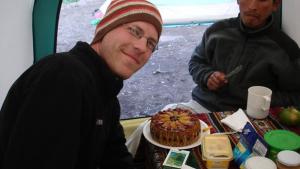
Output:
[{"xmin": 150, "ymin": 108, "xmax": 201, "ymax": 147}]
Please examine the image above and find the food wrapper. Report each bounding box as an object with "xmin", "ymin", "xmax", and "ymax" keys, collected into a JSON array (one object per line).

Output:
[{"xmin": 233, "ymin": 122, "xmax": 268, "ymax": 169}]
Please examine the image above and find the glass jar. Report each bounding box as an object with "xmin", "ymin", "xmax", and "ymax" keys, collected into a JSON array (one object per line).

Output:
[{"xmin": 276, "ymin": 150, "xmax": 300, "ymax": 169}]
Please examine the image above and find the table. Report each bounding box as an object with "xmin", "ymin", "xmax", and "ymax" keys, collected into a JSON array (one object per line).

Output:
[{"xmin": 134, "ymin": 107, "xmax": 300, "ymax": 169}]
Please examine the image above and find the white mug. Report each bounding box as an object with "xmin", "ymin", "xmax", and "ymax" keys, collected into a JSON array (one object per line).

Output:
[{"xmin": 246, "ymin": 86, "xmax": 272, "ymax": 119}]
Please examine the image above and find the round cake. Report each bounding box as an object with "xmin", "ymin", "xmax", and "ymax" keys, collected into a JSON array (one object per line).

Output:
[{"xmin": 150, "ymin": 108, "xmax": 201, "ymax": 147}]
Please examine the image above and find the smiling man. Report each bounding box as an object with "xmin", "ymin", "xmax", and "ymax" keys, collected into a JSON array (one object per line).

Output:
[
  {"xmin": 0, "ymin": 0, "xmax": 162, "ymax": 169},
  {"xmin": 188, "ymin": 0, "xmax": 300, "ymax": 112},
  {"xmin": 92, "ymin": 22, "xmax": 159, "ymax": 79}
]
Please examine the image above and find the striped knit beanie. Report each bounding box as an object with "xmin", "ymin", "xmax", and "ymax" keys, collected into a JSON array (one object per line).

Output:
[{"xmin": 91, "ymin": 0, "xmax": 162, "ymax": 44}]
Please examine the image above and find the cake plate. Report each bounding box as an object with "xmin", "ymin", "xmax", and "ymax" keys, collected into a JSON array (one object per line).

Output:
[{"xmin": 143, "ymin": 120, "xmax": 210, "ymax": 149}]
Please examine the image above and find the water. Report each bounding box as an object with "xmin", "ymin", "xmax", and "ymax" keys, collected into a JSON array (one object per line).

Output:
[
  {"xmin": 149, "ymin": 0, "xmax": 235, "ymax": 6},
  {"xmin": 164, "ymin": 22, "xmax": 213, "ymax": 28}
]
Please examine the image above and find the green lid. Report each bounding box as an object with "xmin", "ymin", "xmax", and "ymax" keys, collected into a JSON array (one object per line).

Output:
[{"xmin": 264, "ymin": 130, "xmax": 300, "ymax": 151}]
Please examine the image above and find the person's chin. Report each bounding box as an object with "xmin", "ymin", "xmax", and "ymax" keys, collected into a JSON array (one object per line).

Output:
[
  {"xmin": 119, "ymin": 59, "xmax": 142, "ymax": 78},
  {"xmin": 244, "ymin": 20, "xmax": 260, "ymax": 29},
  {"xmin": 119, "ymin": 68, "xmax": 137, "ymax": 80}
]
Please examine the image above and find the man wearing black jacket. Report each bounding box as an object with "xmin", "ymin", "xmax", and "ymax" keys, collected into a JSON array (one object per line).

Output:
[{"xmin": 0, "ymin": 0, "xmax": 162, "ymax": 168}]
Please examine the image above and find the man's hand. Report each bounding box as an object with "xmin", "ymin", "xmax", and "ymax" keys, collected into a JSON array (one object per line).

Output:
[{"xmin": 207, "ymin": 71, "xmax": 228, "ymax": 91}]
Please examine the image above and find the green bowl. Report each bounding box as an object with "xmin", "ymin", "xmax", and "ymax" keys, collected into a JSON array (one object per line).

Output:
[{"xmin": 264, "ymin": 130, "xmax": 300, "ymax": 161}]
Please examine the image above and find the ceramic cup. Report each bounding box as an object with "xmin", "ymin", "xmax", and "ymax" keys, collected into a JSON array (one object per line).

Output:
[{"xmin": 246, "ymin": 86, "xmax": 272, "ymax": 119}]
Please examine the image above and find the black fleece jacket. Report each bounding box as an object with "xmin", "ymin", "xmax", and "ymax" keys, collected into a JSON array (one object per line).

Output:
[
  {"xmin": 0, "ymin": 42, "xmax": 135, "ymax": 169},
  {"xmin": 189, "ymin": 16, "xmax": 300, "ymax": 112}
]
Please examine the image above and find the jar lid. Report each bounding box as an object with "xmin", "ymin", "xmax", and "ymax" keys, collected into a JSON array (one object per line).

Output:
[
  {"xmin": 245, "ymin": 156, "xmax": 276, "ymax": 169},
  {"xmin": 264, "ymin": 130, "xmax": 300, "ymax": 150},
  {"xmin": 277, "ymin": 150, "xmax": 300, "ymax": 167}
]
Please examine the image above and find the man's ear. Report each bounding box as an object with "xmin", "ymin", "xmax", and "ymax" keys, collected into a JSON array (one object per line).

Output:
[{"xmin": 272, "ymin": 0, "xmax": 282, "ymax": 12}]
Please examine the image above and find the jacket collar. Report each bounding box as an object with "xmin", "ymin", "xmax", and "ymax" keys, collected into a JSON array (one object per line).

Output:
[
  {"xmin": 238, "ymin": 14, "xmax": 274, "ymax": 35},
  {"xmin": 69, "ymin": 41, "xmax": 123, "ymax": 96}
]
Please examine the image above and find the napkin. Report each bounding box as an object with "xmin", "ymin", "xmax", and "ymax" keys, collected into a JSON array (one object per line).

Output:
[
  {"xmin": 162, "ymin": 99, "xmax": 209, "ymax": 114},
  {"xmin": 182, "ymin": 164, "xmax": 196, "ymax": 169},
  {"xmin": 220, "ymin": 109, "xmax": 251, "ymax": 132},
  {"xmin": 125, "ymin": 119, "xmax": 149, "ymax": 156}
]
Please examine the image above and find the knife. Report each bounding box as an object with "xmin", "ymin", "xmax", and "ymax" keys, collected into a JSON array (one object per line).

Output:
[{"xmin": 225, "ymin": 65, "xmax": 243, "ymax": 79}]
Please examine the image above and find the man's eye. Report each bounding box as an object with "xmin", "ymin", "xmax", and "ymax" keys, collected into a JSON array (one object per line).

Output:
[
  {"xmin": 129, "ymin": 27, "xmax": 140, "ymax": 37},
  {"xmin": 147, "ymin": 41, "xmax": 156, "ymax": 50},
  {"xmin": 133, "ymin": 29, "xmax": 142, "ymax": 37}
]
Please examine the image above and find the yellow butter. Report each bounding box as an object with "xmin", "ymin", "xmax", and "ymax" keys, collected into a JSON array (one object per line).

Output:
[{"xmin": 202, "ymin": 135, "xmax": 233, "ymax": 169}]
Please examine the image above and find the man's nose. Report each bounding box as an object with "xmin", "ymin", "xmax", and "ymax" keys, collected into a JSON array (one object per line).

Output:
[
  {"xmin": 133, "ymin": 37, "xmax": 148, "ymax": 52},
  {"xmin": 248, "ymin": 0, "xmax": 258, "ymax": 10}
]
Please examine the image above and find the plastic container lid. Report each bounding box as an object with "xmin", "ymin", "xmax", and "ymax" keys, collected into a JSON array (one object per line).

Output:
[
  {"xmin": 264, "ymin": 130, "xmax": 300, "ymax": 151},
  {"xmin": 202, "ymin": 135, "xmax": 233, "ymax": 161},
  {"xmin": 277, "ymin": 150, "xmax": 300, "ymax": 167},
  {"xmin": 245, "ymin": 156, "xmax": 277, "ymax": 169}
]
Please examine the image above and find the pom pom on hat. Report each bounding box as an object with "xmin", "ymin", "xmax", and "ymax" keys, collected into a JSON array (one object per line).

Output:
[{"xmin": 91, "ymin": 0, "xmax": 162, "ymax": 44}]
